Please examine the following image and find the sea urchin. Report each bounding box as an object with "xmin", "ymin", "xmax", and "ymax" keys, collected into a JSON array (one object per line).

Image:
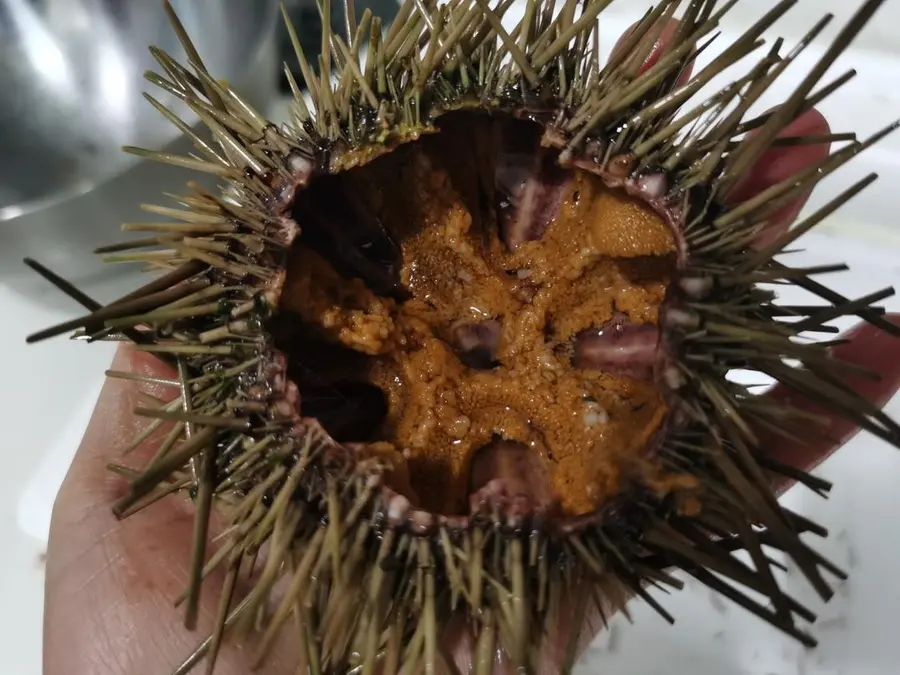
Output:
[{"xmin": 26, "ymin": 0, "xmax": 900, "ymax": 673}]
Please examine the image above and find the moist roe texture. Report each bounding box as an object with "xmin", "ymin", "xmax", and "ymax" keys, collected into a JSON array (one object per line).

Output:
[{"xmin": 279, "ymin": 114, "xmax": 678, "ymax": 516}]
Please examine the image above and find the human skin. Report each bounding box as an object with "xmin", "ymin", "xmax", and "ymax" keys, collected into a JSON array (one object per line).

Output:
[{"xmin": 43, "ymin": 20, "xmax": 900, "ymax": 675}]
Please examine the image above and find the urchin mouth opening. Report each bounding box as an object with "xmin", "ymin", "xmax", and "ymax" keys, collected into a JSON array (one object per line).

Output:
[{"xmin": 273, "ymin": 111, "xmax": 685, "ymax": 522}]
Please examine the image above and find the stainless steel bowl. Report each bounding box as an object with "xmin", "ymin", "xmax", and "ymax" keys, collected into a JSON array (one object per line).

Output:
[
  {"xmin": 1, "ymin": 0, "xmax": 280, "ymax": 306},
  {"xmin": 1, "ymin": 0, "xmax": 280, "ymax": 220}
]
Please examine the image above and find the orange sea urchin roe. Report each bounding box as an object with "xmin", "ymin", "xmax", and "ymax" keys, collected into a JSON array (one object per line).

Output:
[{"xmin": 280, "ymin": 115, "xmax": 680, "ymax": 516}]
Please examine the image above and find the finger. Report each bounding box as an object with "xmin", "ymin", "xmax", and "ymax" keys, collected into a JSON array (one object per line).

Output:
[
  {"xmin": 727, "ymin": 108, "xmax": 833, "ymax": 247},
  {"xmin": 44, "ymin": 344, "xmax": 298, "ymax": 675},
  {"xmin": 612, "ymin": 22, "xmax": 831, "ymax": 248},
  {"xmin": 610, "ymin": 19, "xmax": 695, "ymax": 83},
  {"xmin": 760, "ymin": 314, "xmax": 900, "ymax": 496}
]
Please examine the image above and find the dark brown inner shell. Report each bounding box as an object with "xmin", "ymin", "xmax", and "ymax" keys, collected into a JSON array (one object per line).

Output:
[{"xmin": 275, "ymin": 112, "xmax": 678, "ymax": 518}]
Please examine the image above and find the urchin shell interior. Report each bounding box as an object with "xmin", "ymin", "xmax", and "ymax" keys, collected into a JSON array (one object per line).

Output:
[
  {"xmin": 26, "ymin": 0, "xmax": 900, "ymax": 673},
  {"xmin": 277, "ymin": 111, "xmax": 679, "ymax": 519}
]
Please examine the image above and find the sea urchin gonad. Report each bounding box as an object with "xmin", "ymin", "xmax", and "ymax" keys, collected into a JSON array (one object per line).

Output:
[{"xmin": 26, "ymin": 0, "xmax": 900, "ymax": 673}]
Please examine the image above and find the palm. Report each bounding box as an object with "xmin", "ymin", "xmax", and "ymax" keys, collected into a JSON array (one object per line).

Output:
[{"xmin": 43, "ymin": 346, "xmax": 299, "ymax": 675}]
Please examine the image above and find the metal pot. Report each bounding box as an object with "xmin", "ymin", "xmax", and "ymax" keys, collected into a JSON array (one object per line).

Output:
[{"xmin": 0, "ymin": 0, "xmax": 281, "ymax": 308}]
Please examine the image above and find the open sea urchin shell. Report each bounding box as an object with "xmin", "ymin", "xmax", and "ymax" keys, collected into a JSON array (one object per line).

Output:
[{"xmin": 26, "ymin": 0, "xmax": 900, "ymax": 673}]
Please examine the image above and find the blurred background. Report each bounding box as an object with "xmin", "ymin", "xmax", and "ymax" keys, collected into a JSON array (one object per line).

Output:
[{"xmin": 1, "ymin": 1, "xmax": 899, "ymax": 674}]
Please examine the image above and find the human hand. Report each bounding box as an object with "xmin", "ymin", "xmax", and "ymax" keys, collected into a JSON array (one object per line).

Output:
[{"xmin": 43, "ymin": 19, "xmax": 900, "ymax": 675}]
